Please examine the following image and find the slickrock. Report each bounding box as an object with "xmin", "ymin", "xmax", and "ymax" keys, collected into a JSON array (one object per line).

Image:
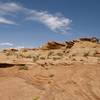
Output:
[{"xmin": 0, "ymin": 37, "xmax": 100, "ymax": 100}]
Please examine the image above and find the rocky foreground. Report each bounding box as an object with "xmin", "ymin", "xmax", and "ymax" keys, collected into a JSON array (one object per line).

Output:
[{"xmin": 0, "ymin": 37, "xmax": 100, "ymax": 100}]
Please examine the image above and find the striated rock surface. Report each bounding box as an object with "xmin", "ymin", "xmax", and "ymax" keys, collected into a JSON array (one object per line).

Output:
[{"xmin": 0, "ymin": 37, "xmax": 100, "ymax": 100}]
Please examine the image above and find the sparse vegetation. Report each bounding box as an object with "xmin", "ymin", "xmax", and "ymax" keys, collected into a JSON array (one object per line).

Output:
[
  {"xmin": 39, "ymin": 56, "xmax": 45, "ymax": 60},
  {"xmin": 47, "ymin": 51, "xmax": 54, "ymax": 59},
  {"xmin": 19, "ymin": 53, "xmax": 24, "ymax": 58},
  {"xmin": 26, "ymin": 55, "xmax": 32, "ymax": 58},
  {"xmin": 56, "ymin": 52, "xmax": 63, "ymax": 57},
  {"xmin": 53, "ymin": 56, "xmax": 61, "ymax": 60},
  {"xmin": 33, "ymin": 96, "xmax": 40, "ymax": 100},
  {"xmin": 19, "ymin": 64, "xmax": 28, "ymax": 70},
  {"xmin": 32, "ymin": 55, "xmax": 39, "ymax": 62}
]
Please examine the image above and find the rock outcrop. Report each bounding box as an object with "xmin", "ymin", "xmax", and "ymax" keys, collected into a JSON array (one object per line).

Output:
[
  {"xmin": 0, "ymin": 37, "xmax": 100, "ymax": 100},
  {"xmin": 65, "ymin": 41, "xmax": 75, "ymax": 48},
  {"xmin": 79, "ymin": 37, "xmax": 99, "ymax": 43},
  {"xmin": 41, "ymin": 41, "xmax": 65, "ymax": 50}
]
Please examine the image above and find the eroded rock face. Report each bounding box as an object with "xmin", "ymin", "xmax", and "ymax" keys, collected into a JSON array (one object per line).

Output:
[
  {"xmin": 41, "ymin": 41, "xmax": 65, "ymax": 50},
  {"xmin": 79, "ymin": 37, "xmax": 99, "ymax": 43},
  {"xmin": 0, "ymin": 37, "xmax": 100, "ymax": 100},
  {"xmin": 65, "ymin": 41, "xmax": 75, "ymax": 48}
]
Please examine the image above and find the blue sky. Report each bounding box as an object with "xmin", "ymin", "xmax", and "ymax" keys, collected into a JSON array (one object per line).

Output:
[{"xmin": 0, "ymin": 0, "xmax": 100, "ymax": 48}]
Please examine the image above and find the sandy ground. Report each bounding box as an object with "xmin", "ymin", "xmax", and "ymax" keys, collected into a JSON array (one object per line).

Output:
[{"xmin": 0, "ymin": 63, "xmax": 100, "ymax": 100}]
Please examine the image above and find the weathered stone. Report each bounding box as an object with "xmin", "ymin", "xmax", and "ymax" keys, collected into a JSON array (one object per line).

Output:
[{"xmin": 41, "ymin": 41, "xmax": 65, "ymax": 50}]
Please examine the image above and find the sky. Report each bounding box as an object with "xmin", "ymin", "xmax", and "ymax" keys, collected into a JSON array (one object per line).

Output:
[{"xmin": 0, "ymin": 0, "xmax": 100, "ymax": 48}]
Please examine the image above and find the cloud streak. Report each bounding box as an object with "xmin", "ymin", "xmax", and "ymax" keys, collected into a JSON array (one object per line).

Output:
[
  {"xmin": 0, "ymin": 2, "xmax": 72, "ymax": 34},
  {"xmin": 0, "ymin": 17, "xmax": 16, "ymax": 25},
  {"xmin": 0, "ymin": 2, "xmax": 23, "ymax": 14},
  {"xmin": 0, "ymin": 42, "xmax": 13, "ymax": 46}
]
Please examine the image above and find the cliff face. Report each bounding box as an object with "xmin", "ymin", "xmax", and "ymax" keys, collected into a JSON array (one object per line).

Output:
[{"xmin": 0, "ymin": 37, "xmax": 100, "ymax": 100}]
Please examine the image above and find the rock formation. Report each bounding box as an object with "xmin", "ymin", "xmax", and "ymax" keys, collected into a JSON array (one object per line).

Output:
[
  {"xmin": 0, "ymin": 37, "xmax": 100, "ymax": 100},
  {"xmin": 41, "ymin": 41, "xmax": 65, "ymax": 50}
]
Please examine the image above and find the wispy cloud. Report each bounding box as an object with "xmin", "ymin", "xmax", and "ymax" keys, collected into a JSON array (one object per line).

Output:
[
  {"xmin": 0, "ymin": 2, "xmax": 72, "ymax": 34},
  {"xmin": 0, "ymin": 42, "xmax": 13, "ymax": 46},
  {"xmin": 0, "ymin": 17, "xmax": 16, "ymax": 25},
  {"xmin": 28, "ymin": 11, "xmax": 72, "ymax": 34},
  {"xmin": 0, "ymin": 2, "xmax": 21, "ymax": 25},
  {"xmin": 0, "ymin": 2, "xmax": 23, "ymax": 14}
]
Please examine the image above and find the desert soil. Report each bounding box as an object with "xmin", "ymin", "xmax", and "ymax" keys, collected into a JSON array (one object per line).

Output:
[{"xmin": 0, "ymin": 63, "xmax": 100, "ymax": 100}]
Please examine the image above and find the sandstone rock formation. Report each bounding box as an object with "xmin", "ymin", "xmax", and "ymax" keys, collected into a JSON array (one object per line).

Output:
[
  {"xmin": 0, "ymin": 37, "xmax": 100, "ymax": 100},
  {"xmin": 79, "ymin": 37, "xmax": 99, "ymax": 43},
  {"xmin": 41, "ymin": 41, "xmax": 65, "ymax": 50}
]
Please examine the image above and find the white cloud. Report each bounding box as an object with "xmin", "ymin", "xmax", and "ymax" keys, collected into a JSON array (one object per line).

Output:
[
  {"xmin": 0, "ymin": 2, "xmax": 72, "ymax": 34},
  {"xmin": 28, "ymin": 11, "xmax": 72, "ymax": 33},
  {"xmin": 0, "ymin": 2, "xmax": 20, "ymax": 25},
  {"xmin": 0, "ymin": 42, "xmax": 13, "ymax": 46},
  {"xmin": 0, "ymin": 17, "xmax": 16, "ymax": 25},
  {"xmin": 0, "ymin": 2, "xmax": 23, "ymax": 14}
]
